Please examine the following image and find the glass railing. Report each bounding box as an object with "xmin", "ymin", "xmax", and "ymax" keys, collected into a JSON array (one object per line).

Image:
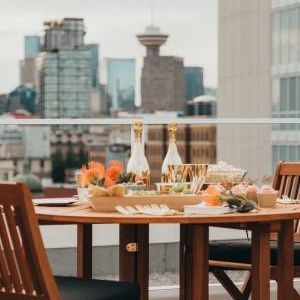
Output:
[{"xmin": 1, "ymin": 117, "xmax": 299, "ymax": 285}]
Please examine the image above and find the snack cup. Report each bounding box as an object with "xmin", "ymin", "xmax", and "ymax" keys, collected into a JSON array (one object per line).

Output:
[
  {"xmin": 257, "ymin": 192, "xmax": 278, "ymax": 208},
  {"xmin": 247, "ymin": 190, "xmax": 257, "ymax": 203},
  {"xmin": 155, "ymin": 183, "xmax": 173, "ymax": 194}
]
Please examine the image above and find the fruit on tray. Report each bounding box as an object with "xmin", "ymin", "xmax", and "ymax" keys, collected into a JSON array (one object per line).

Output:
[
  {"xmin": 202, "ymin": 185, "xmax": 222, "ymax": 206},
  {"xmin": 88, "ymin": 184, "xmax": 125, "ymax": 197},
  {"xmin": 107, "ymin": 184, "xmax": 126, "ymax": 197},
  {"xmin": 88, "ymin": 185, "xmax": 108, "ymax": 196}
]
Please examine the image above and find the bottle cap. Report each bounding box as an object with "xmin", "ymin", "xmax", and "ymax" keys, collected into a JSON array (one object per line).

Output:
[
  {"xmin": 168, "ymin": 122, "xmax": 177, "ymax": 141},
  {"xmin": 133, "ymin": 120, "xmax": 143, "ymax": 141}
]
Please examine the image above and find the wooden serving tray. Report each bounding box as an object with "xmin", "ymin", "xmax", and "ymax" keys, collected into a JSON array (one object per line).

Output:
[{"xmin": 88, "ymin": 194, "xmax": 204, "ymax": 212}]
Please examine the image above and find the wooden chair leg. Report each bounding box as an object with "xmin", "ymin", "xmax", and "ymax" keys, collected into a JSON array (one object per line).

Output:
[
  {"xmin": 240, "ymin": 272, "xmax": 251, "ymax": 300},
  {"xmin": 212, "ymin": 269, "xmax": 244, "ymax": 300}
]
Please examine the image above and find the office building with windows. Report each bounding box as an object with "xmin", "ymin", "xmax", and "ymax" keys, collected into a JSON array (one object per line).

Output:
[
  {"xmin": 36, "ymin": 18, "xmax": 97, "ymax": 118},
  {"xmin": 272, "ymin": 0, "xmax": 300, "ymax": 167},
  {"xmin": 37, "ymin": 48, "xmax": 92, "ymax": 118},
  {"xmin": 89, "ymin": 44, "xmax": 100, "ymax": 89},
  {"xmin": 184, "ymin": 67, "xmax": 204, "ymax": 101},
  {"xmin": 217, "ymin": 0, "xmax": 272, "ymax": 178},
  {"xmin": 106, "ymin": 58, "xmax": 136, "ymax": 113}
]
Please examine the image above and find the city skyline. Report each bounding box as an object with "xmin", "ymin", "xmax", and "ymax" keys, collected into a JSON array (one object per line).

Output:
[{"xmin": 0, "ymin": 0, "xmax": 217, "ymax": 93}]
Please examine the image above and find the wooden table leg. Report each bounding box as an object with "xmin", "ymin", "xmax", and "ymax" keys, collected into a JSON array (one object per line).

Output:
[
  {"xmin": 277, "ymin": 220, "xmax": 294, "ymax": 300},
  {"xmin": 251, "ymin": 223, "xmax": 270, "ymax": 300},
  {"xmin": 180, "ymin": 224, "xmax": 209, "ymax": 300},
  {"xmin": 77, "ymin": 224, "xmax": 93, "ymax": 278},
  {"xmin": 119, "ymin": 224, "xmax": 149, "ymax": 300}
]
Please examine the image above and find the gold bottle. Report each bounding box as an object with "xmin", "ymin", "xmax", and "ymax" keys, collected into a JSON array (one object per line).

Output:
[
  {"xmin": 126, "ymin": 120, "xmax": 151, "ymax": 189},
  {"xmin": 161, "ymin": 123, "xmax": 183, "ymax": 183}
]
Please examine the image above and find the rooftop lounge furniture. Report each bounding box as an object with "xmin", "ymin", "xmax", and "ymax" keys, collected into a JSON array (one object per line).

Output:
[
  {"xmin": 209, "ymin": 161, "xmax": 300, "ymax": 299},
  {"xmin": 0, "ymin": 183, "xmax": 140, "ymax": 300}
]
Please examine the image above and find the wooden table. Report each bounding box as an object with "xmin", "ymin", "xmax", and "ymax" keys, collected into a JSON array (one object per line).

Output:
[{"xmin": 35, "ymin": 202, "xmax": 300, "ymax": 300}]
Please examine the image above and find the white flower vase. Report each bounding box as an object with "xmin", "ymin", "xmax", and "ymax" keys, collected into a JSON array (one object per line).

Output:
[{"xmin": 77, "ymin": 188, "xmax": 89, "ymax": 202}]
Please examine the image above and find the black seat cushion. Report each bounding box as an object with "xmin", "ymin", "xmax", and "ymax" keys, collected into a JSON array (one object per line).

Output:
[
  {"xmin": 55, "ymin": 276, "xmax": 140, "ymax": 300},
  {"xmin": 209, "ymin": 239, "xmax": 300, "ymax": 266}
]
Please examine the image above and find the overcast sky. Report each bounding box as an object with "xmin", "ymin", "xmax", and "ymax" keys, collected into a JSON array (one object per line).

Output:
[{"xmin": 0, "ymin": 0, "xmax": 217, "ymax": 94}]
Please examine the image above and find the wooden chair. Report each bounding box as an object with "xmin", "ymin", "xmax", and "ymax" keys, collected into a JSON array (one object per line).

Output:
[
  {"xmin": 209, "ymin": 161, "xmax": 300, "ymax": 300},
  {"xmin": 0, "ymin": 182, "xmax": 139, "ymax": 300}
]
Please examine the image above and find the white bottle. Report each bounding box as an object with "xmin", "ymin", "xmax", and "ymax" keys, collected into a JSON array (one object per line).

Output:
[{"xmin": 161, "ymin": 123, "xmax": 182, "ymax": 183}]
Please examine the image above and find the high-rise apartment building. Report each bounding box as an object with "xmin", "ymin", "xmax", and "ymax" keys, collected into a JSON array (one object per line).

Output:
[
  {"xmin": 272, "ymin": 1, "xmax": 300, "ymax": 167},
  {"xmin": 137, "ymin": 25, "xmax": 185, "ymax": 113},
  {"xmin": 184, "ymin": 67, "xmax": 204, "ymax": 101},
  {"xmin": 106, "ymin": 58, "xmax": 136, "ymax": 113},
  {"xmin": 36, "ymin": 18, "xmax": 97, "ymax": 118},
  {"xmin": 217, "ymin": 0, "xmax": 272, "ymax": 178}
]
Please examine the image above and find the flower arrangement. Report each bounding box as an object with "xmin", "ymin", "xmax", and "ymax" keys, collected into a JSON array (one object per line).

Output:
[{"xmin": 79, "ymin": 160, "xmax": 126, "ymax": 188}]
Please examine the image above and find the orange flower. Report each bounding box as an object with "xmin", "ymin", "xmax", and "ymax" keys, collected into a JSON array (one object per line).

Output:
[
  {"xmin": 80, "ymin": 160, "xmax": 123, "ymax": 187},
  {"xmin": 104, "ymin": 176, "xmax": 115, "ymax": 187},
  {"xmin": 108, "ymin": 160, "xmax": 123, "ymax": 171},
  {"xmin": 104, "ymin": 165, "xmax": 123, "ymax": 187},
  {"xmin": 89, "ymin": 161, "xmax": 105, "ymax": 178}
]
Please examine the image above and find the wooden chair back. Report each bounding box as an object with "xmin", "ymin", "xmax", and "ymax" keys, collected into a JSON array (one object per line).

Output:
[
  {"xmin": 273, "ymin": 161, "xmax": 300, "ymax": 234},
  {"xmin": 0, "ymin": 183, "xmax": 61, "ymax": 299}
]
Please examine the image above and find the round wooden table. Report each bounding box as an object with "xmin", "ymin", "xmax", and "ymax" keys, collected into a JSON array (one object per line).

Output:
[{"xmin": 35, "ymin": 202, "xmax": 300, "ymax": 300}]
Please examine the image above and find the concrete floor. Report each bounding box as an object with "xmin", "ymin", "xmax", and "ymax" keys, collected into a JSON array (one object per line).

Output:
[{"xmin": 149, "ymin": 281, "xmax": 300, "ymax": 299}]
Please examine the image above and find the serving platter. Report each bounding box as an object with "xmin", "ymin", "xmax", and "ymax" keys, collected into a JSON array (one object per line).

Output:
[{"xmin": 88, "ymin": 194, "xmax": 205, "ymax": 212}]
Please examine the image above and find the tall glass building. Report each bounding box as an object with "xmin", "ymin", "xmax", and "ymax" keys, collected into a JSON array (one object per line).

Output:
[
  {"xmin": 36, "ymin": 19, "xmax": 99, "ymax": 118},
  {"xmin": 106, "ymin": 58, "xmax": 136, "ymax": 112},
  {"xmin": 37, "ymin": 48, "xmax": 92, "ymax": 118},
  {"xmin": 88, "ymin": 44, "xmax": 99, "ymax": 89},
  {"xmin": 272, "ymin": 0, "xmax": 300, "ymax": 167},
  {"xmin": 184, "ymin": 67, "xmax": 204, "ymax": 101},
  {"xmin": 24, "ymin": 36, "xmax": 40, "ymax": 58}
]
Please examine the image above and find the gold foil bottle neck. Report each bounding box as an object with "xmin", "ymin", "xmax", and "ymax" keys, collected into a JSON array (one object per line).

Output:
[
  {"xmin": 168, "ymin": 122, "xmax": 177, "ymax": 142},
  {"xmin": 133, "ymin": 120, "xmax": 143, "ymax": 142}
]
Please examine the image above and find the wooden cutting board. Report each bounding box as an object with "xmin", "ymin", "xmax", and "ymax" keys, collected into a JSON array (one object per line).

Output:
[{"xmin": 88, "ymin": 194, "xmax": 205, "ymax": 212}]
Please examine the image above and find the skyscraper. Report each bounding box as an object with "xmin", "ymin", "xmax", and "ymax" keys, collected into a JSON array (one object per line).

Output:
[
  {"xmin": 89, "ymin": 44, "xmax": 100, "ymax": 89},
  {"xmin": 24, "ymin": 36, "xmax": 40, "ymax": 58},
  {"xmin": 271, "ymin": 1, "xmax": 300, "ymax": 167},
  {"xmin": 43, "ymin": 18, "xmax": 85, "ymax": 51},
  {"xmin": 37, "ymin": 18, "xmax": 95, "ymax": 118},
  {"xmin": 184, "ymin": 67, "xmax": 204, "ymax": 101},
  {"xmin": 217, "ymin": 0, "xmax": 272, "ymax": 177},
  {"xmin": 137, "ymin": 25, "xmax": 185, "ymax": 113},
  {"xmin": 20, "ymin": 36, "xmax": 41, "ymax": 87},
  {"xmin": 106, "ymin": 58, "xmax": 136, "ymax": 113}
]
